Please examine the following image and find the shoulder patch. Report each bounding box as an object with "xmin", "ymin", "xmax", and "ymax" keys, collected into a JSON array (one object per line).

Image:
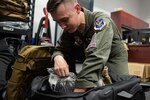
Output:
[{"xmin": 94, "ymin": 18, "xmax": 106, "ymax": 31}]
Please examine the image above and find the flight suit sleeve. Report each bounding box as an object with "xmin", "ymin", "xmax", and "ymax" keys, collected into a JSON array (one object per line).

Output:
[{"xmin": 75, "ymin": 17, "xmax": 114, "ymax": 88}]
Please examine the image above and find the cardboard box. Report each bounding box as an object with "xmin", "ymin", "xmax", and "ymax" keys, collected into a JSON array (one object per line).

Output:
[{"xmin": 128, "ymin": 62, "xmax": 150, "ymax": 82}]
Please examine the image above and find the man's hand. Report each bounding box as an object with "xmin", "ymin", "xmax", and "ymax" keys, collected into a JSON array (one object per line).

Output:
[
  {"xmin": 54, "ymin": 55, "xmax": 69, "ymax": 77},
  {"xmin": 74, "ymin": 88, "xmax": 88, "ymax": 92}
]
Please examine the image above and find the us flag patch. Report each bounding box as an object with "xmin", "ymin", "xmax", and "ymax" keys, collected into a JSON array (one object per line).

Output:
[{"xmin": 89, "ymin": 42, "xmax": 96, "ymax": 48}]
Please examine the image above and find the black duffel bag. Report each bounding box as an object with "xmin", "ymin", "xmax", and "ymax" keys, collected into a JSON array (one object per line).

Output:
[
  {"xmin": 0, "ymin": 37, "xmax": 21, "ymax": 88},
  {"xmin": 29, "ymin": 73, "xmax": 145, "ymax": 100},
  {"xmin": 0, "ymin": 37, "xmax": 22, "ymax": 99}
]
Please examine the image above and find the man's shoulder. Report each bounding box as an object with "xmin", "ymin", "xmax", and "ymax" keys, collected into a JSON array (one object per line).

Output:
[
  {"xmin": 92, "ymin": 11, "xmax": 110, "ymax": 19},
  {"xmin": 92, "ymin": 11, "xmax": 112, "ymax": 31}
]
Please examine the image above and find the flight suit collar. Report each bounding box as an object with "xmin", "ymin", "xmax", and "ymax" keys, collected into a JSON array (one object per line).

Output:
[{"xmin": 79, "ymin": 7, "xmax": 93, "ymax": 36}]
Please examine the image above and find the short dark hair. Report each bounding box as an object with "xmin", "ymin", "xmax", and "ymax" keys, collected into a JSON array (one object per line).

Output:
[
  {"xmin": 47, "ymin": 0, "xmax": 77, "ymax": 13},
  {"xmin": 47, "ymin": 0, "xmax": 63, "ymax": 13}
]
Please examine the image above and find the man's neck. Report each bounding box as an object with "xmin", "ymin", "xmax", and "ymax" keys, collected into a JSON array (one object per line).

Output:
[{"xmin": 78, "ymin": 11, "xmax": 85, "ymax": 33}]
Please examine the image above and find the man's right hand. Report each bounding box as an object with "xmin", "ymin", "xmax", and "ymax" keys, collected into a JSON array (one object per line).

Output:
[{"xmin": 54, "ymin": 55, "xmax": 69, "ymax": 77}]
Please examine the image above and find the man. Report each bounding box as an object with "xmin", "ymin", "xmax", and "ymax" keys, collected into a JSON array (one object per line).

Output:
[{"xmin": 47, "ymin": 0, "xmax": 128, "ymax": 92}]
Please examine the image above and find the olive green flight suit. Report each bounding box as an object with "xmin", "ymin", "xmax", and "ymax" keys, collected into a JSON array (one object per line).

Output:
[{"xmin": 52, "ymin": 7, "xmax": 129, "ymax": 88}]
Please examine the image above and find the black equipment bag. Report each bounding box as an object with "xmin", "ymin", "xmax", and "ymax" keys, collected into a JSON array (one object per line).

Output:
[
  {"xmin": 0, "ymin": 37, "xmax": 22, "ymax": 99},
  {"xmin": 29, "ymin": 74, "xmax": 145, "ymax": 100},
  {"xmin": 0, "ymin": 37, "xmax": 21, "ymax": 88}
]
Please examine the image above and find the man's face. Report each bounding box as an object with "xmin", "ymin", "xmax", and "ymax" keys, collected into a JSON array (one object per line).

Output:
[{"xmin": 51, "ymin": 3, "xmax": 80, "ymax": 33}]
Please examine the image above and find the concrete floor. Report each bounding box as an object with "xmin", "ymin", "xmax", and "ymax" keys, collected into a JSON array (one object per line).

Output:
[
  {"xmin": 142, "ymin": 82, "xmax": 150, "ymax": 100},
  {"xmin": 145, "ymin": 91, "xmax": 150, "ymax": 100}
]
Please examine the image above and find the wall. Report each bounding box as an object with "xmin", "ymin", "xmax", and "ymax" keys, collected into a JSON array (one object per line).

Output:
[
  {"xmin": 94, "ymin": 0, "xmax": 150, "ymax": 26},
  {"xmin": 138, "ymin": 0, "xmax": 150, "ymax": 25},
  {"xmin": 94, "ymin": 0, "xmax": 140, "ymax": 15}
]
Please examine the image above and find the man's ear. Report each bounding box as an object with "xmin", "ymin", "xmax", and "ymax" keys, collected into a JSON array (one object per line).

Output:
[{"xmin": 75, "ymin": 3, "xmax": 81, "ymax": 13}]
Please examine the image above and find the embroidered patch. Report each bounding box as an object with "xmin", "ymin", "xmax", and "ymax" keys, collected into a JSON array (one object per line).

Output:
[
  {"xmin": 94, "ymin": 18, "xmax": 106, "ymax": 31},
  {"xmin": 74, "ymin": 36, "xmax": 83, "ymax": 46}
]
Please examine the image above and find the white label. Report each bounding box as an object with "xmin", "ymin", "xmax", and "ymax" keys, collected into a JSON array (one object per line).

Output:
[{"xmin": 3, "ymin": 27, "xmax": 14, "ymax": 31}]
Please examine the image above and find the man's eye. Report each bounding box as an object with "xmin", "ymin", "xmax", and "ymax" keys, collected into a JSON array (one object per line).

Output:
[{"xmin": 62, "ymin": 18, "xmax": 69, "ymax": 23}]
